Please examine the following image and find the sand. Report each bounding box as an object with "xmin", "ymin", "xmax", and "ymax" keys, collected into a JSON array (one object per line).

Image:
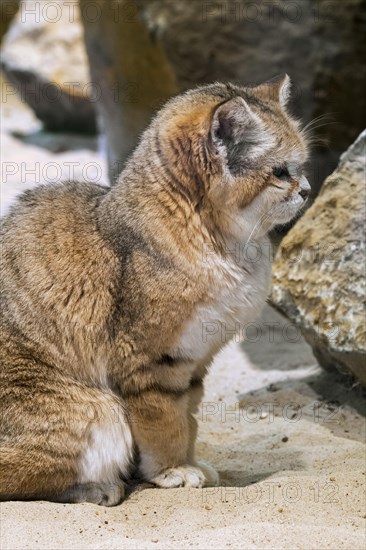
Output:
[{"xmin": 1, "ymin": 80, "xmax": 365, "ymax": 550}]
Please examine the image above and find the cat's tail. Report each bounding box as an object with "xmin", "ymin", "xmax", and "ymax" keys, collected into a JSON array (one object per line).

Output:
[{"xmin": 0, "ymin": 445, "xmax": 77, "ymax": 501}]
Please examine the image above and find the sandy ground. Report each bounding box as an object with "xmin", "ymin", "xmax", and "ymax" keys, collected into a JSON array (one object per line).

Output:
[{"xmin": 1, "ymin": 81, "xmax": 365, "ymax": 550}]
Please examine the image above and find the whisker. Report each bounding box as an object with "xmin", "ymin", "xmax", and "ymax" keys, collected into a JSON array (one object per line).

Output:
[
  {"xmin": 245, "ymin": 206, "xmax": 277, "ymax": 244},
  {"xmin": 301, "ymin": 113, "xmax": 336, "ymax": 134},
  {"xmin": 301, "ymin": 114, "xmax": 338, "ymax": 151},
  {"xmin": 302, "ymin": 121, "xmax": 338, "ymax": 135}
]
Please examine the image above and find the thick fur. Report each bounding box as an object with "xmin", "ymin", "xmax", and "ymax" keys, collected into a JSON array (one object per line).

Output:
[{"xmin": 0, "ymin": 76, "xmax": 309, "ymax": 505}]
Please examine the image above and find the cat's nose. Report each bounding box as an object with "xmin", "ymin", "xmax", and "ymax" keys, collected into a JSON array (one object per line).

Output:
[
  {"xmin": 299, "ymin": 176, "xmax": 311, "ymax": 200},
  {"xmin": 299, "ymin": 188, "xmax": 310, "ymax": 199}
]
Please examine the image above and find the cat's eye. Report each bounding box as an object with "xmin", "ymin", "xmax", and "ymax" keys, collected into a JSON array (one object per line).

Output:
[{"xmin": 273, "ymin": 166, "xmax": 290, "ymax": 180}]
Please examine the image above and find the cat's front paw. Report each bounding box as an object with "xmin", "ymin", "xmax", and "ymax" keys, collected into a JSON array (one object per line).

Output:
[
  {"xmin": 151, "ymin": 462, "xmax": 219, "ymax": 489},
  {"xmin": 194, "ymin": 460, "xmax": 220, "ymax": 487}
]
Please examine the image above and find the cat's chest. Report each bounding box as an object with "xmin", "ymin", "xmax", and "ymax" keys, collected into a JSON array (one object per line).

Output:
[{"xmin": 171, "ymin": 249, "xmax": 271, "ymax": 362}]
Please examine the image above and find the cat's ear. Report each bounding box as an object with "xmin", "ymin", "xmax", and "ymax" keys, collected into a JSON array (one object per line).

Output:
[
  {"xmin": 254, "ymin": 74, "xmax": 291, "ymax": 106},
  {"xmin": 211, "ymin": 96, "xmax": 265, "ymax": 147}
]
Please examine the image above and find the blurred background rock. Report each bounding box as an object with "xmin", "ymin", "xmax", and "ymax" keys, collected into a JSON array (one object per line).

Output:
[{"xmin": 1, "ymin": 0, "xmax": 96, "ymax": 132}]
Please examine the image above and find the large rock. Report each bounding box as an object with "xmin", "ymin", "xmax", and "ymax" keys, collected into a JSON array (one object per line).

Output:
[
  {"xmin": 81, "ymin": 0, "xmax": 366, "ymax": 184},
  {"xmin": 1, "ymin": 0, "xmax": 96, "ymax": 132},
  {"xmin": 271, "ymin": 131, "xmax": 366, "ymax": 386}
]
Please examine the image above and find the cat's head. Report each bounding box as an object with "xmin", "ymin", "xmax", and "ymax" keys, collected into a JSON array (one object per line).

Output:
[{"xmin": 150, "ymin": 75, "xmax": 310, "ymax": 241}]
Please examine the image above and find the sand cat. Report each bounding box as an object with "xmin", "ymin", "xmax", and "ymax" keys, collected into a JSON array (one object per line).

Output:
[{"xmin": 0, "ymin": 75, "xmax": 310, "ymax": 505}]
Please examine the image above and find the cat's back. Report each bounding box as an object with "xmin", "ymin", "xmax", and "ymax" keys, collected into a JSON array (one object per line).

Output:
[
  {"xmin": 1, "ymin": 181, "xmax": 118, "ymax": 370},
  {"xmin": 1, "ymin": 181, "xmax": 111, "ymax": 308},
  {"xmin": 1, "ymin": 181, "xmax": 107, "ymax": 239}
]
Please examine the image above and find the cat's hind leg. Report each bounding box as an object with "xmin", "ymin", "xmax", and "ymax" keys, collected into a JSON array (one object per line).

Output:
[{"xmin": 0, "ymin": 360, "xmax": 133, "ymax": 506}]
